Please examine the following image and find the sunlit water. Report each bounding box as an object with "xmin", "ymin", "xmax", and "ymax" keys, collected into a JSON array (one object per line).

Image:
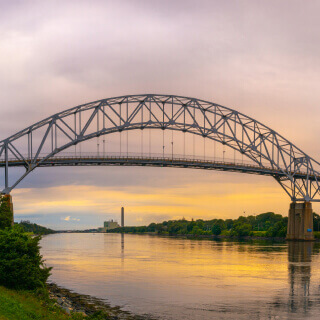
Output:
[{"xmin": 40, "ymin": 234, "xmax": 320, "ymax": 319}]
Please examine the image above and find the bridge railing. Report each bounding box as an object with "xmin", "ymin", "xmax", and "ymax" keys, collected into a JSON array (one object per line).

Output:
[
  {"xmin": 0, "ymin": 151, "xmax": 271, "ymax": 167},
  {"xmin": 0, "ymin": 151, "xmax": 314, "ymax": 177}
]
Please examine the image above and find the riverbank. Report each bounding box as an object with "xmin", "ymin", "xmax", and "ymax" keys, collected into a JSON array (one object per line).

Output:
[
  {"xmin": 166, "ymin": 233, "xmax": 287, "ymax": 242},
  {"xmin": 0, "ymin": 284, "xmax": 153, "ymax": 320},
  {"xmin": 0, "ymin": 285, "xmax": 71, "ymax": 320},
  {"xmin": 111, "ymin": 231, "xmax": 320, "ymax": 242},
  {"xmin": 47, "ymin": 283, "xmax": 153, "ymax": 320},
  {"xmin": 114, "ymin": 232, "xmax": 287, "ymax": 242}
]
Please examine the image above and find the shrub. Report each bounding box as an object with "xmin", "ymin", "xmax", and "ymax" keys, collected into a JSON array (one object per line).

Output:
[{"xmin": 0, "ymin": 226, "xmax": 51, "ymax": 290}]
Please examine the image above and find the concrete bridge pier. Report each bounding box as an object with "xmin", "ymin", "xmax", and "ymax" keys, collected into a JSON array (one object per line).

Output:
[
  {"xmin": 286, "ymin": 202, "xmax": 314, "ymax": 241},
  {"xmin": 1, "ymin": 194, "xmax": 14, "ymax": 226}
]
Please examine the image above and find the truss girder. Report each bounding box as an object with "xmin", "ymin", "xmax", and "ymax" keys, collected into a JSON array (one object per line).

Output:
[{"xmin": 0, "ymin": 94, "xmax": 319, "ymax": 201}]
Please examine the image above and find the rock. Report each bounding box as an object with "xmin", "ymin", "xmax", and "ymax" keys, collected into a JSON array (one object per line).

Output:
[
  {"xmin": 61, "ymin": 305, "xmax": 71, "ymax": 314},
  {"xmin": 47, "ymin": 282, "xmax": 151, "ymax": 319}
]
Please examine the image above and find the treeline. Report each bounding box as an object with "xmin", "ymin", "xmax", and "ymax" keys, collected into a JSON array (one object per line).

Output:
[
  {"xmin": 111, "ymin": 212, "xmax": 291, "ymax": 238},
  {"xmin": 112, "ymin": 212, "xmax": 320, "ymax": 238},
  {"xmin": 17, "ymin": 220, "xmax": 56, "ymax": 235}
]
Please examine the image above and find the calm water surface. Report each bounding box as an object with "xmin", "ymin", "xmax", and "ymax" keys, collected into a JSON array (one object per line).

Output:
[{"xmin": 40, "ymin": 234, "xmax": 320, "ymax": 319}]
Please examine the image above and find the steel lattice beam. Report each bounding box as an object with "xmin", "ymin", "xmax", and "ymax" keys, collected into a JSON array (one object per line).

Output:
[{"xmin": 0, "ymin": 94, "xmax": 319, "ymax": 201}]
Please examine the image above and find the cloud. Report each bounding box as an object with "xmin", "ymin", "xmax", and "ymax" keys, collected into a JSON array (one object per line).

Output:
[
  {"xmin": 62, "ymin": 216, "xmax": 80, "ymax": 222},
  {"xmin": 1, "ymin": 0, "xmax": 320, "ymax": 228}
]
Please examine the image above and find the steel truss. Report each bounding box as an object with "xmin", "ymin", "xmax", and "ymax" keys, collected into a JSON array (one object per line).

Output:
[{"xmin": 0, "ymin": 94, "xmax": 319, "ymax": 202}]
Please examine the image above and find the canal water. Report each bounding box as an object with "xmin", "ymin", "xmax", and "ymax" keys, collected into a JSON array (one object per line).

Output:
[{"xmin": 40, "ymin": 234, "xmax": 320, "ymax": 319}]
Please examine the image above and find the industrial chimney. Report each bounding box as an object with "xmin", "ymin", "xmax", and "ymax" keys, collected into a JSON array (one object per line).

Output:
[{"xmin": 121, "ymin": 207, "xmax": 124, "ymax": 227}]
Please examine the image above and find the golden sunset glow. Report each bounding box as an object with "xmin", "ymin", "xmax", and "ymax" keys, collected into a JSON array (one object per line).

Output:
[{"xmin": 11, "ymin": 173, "xmax": 300, "ymax": 228}]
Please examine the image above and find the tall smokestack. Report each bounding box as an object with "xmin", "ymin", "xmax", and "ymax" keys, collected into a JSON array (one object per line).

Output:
[{"xmin": 121, "ymin": 207, "xmax": 124, "ymax": 227}]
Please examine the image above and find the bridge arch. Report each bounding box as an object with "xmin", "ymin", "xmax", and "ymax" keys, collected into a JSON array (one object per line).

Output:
[{"xmin": 0, "ymin": 94, "xmax": 319, "ymax": 202}]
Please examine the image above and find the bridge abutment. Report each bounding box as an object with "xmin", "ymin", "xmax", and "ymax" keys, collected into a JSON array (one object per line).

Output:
[
  {"xmin": 0, "ymin": 194, "xmax": 14, "ymax": 227},
  {"xmin": 286, "ymin": 202, "xmax": 314, "ymax": 241}
]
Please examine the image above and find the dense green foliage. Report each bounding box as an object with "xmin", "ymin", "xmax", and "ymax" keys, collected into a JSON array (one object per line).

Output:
[
  {"xmin": 0, "ymin": 226, "xmax": 51, "ymax": 290},
  {"xmin": 0, "ymin": 196, "xmax": 12, "ymax": 229},
  {"xmin": 111, "ymin": 212, "xmax": 290, "ymax": 238},
  {"xmin": 18, "ymin": 220, "xmax": 56, "ymax": 235}
]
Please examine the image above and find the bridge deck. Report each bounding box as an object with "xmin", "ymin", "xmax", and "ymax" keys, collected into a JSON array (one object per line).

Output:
[{"xmin": 0, "ymin": 155, "xmax": 318, "ymax": 181}]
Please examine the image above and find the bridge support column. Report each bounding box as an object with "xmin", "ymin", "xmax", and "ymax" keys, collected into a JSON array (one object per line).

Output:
[
  {"xmin": 286, "ymin": 202, "xmax": 314, "ymax": 241},
  {"xmin": 1, "ymin": 194, "xmax": 14, "ymax": 227}
]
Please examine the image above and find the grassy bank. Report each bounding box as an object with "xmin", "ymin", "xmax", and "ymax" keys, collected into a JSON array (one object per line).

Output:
[
  {"xmin": 0, "ymin": 286, "xmax": 71, "ymax": 320},
  {"xmin": 0, "ymin": 285, "xmax": 151, "ymax": 320}
]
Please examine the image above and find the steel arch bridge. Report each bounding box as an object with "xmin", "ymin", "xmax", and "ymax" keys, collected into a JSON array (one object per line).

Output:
[{"xmin": 0, "ymin": 94, "xmax": 320, "ymax": 202}]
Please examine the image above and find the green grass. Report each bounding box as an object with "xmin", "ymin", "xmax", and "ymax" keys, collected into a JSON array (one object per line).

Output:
[
  {"xmin": 0, "ymin": 286, "xmax": 73, "ymax": 320},
  {"xmin": 0, "ymin": 286, "xmax": 117, "ymax": 320},
  {"xmin": 252, "ymin": 231, "xmax": 267, "ymax": 237}
]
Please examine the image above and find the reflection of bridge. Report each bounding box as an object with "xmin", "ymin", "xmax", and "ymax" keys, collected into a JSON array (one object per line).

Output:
[{"xmin": 1, "ymin": 94, "xmax": 320, "ymax": 240}]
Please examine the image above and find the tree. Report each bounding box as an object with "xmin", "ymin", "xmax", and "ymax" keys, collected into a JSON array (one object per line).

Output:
[
  {"xmin": 313, "ymin": 213, "xmax": 320, "ymax": 231},
  {"xmin": 148, "ymin": 223, "xmax": 156, "ymax": 232},
  {"xmin": 266, "ymin": 221, "xmax": 287, "ymax": 237},
  {"xmin": 225, "ymin": 219, "xmax": 233, "ymax": 230},
  {"xmin": 187, "ymin": 220, "xmax": 196, "ymax": 232},
  {"xmin": 212, "ymin": 224, "xmax": 222, "ymax": 236},
  {"xmin": 231, "ymin": 223, "xmax": 252, "ymax": 237},
  {"xmin": 0, "ymin": 226, "xmax": 51, "ymax": 290},
  {"xmin": 191, "ymin": 226, "xmax": 204, "ymax": 235},
  {"xmin": 196, "ymin": 220, "xmax": 204, "ymax": 229}
]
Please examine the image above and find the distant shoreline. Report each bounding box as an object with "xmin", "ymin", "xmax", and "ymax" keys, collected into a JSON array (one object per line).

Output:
[
  {"xmin": 53, "ymin": 231, "xmax": 320, "ymax": 242},
  {"xmin": 108, "ymin": 232, "xmax": 288, "ymax": 242},
  {"xmin": 54, "ymin": 231, "xmax": 293, "ymax": 242}
]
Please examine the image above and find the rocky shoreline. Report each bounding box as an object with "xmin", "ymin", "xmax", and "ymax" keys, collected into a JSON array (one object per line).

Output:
[{"xmin": 47, "ymin": 282, "xmax": 154, "ymax": 319}]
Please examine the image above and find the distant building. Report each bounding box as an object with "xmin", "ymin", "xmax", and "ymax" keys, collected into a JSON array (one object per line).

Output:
[{"xmin": 98, "ymin": 219, "xmax": 120, "ymax": 232}]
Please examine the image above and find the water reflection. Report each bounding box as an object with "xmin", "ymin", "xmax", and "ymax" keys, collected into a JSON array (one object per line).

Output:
[
  {"xmin": 40, "ymin": 234, "xmax": 320, "ymax": 320},
  {"xmin": 121, "ymin": 233, "xmax": 124, "ymax": 253},
  {"xmin": 121, "ymin": 233, "xmax": 124, "ymax": 266},
  {"xmin": 288, "ymin": 242, "xmax": 318, "ymax": 315}
]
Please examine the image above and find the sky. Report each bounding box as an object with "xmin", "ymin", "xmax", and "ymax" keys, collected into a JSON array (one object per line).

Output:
[{"xmin": 1, "ymin": 0, "xmax": 320, "ymax": 229}]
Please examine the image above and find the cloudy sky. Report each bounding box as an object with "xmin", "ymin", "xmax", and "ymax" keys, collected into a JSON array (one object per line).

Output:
[{"xmin": 1, "ymin": 0, "xmax": 320, "ymax": 229}]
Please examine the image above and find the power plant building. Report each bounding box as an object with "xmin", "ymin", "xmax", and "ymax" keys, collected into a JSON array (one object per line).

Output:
[
  {"xmin": 98, "ymin": 208, "xmax": 124, "ymax": 232},
  {"xmin": 104, "ymin": 220, "xmax": 120, "ymax": 231}
]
